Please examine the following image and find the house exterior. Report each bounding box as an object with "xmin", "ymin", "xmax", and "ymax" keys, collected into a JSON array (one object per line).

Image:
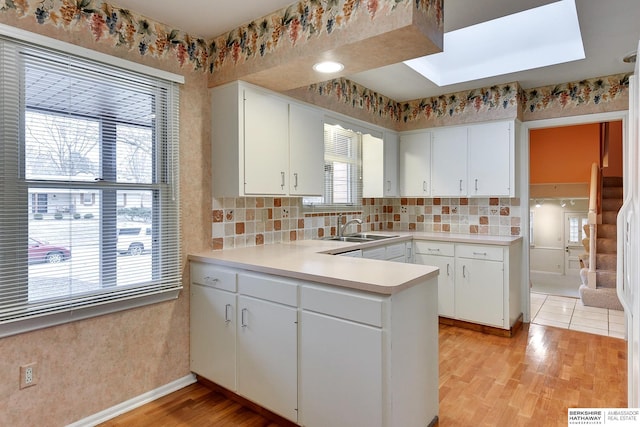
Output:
[{"xmin": 0, "ymin": 1, "xmax": 632, "ymax": 425}]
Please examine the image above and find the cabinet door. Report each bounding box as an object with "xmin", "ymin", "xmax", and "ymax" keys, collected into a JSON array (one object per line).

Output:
[
  {"xmin": 300, "ymin": 311, "xmax": 383, "ymax": 427},
  {"xmin": 455, "ymin": 258, "xmax": 504, "ymax": 327},
  {"xmin": 237, "ymin": 295, "xmax": 298, "ymax": 422},
  {"xmin": 289, "ymin": 103, "xmax": 324, "ymax": 196},
  {"xmin": 190, "ymin": 284, "xmax": 236, "ymax": 391},
  {"xmin": 400, "ymin": 132, "xmax": 431, "ymax": 196},
  {"xmin": 243, "ymin": 87, "xmax": 289, "ymax": 195},
  {"xmin": 383, "ymin": 131, "xmax": 400, "ymax": 197},
  {"xmin": 467, "ymin": 121, "xmax": 512, "ymax": 196},
  {"xmin": 362, "ymin": 133, "xmax": 384, "ymax": 197},
  {"xmin": 415, "ymin": 254, "xmax": 455, "ymax": 317},
  {"xmin": 431, "ymin": 126, "xmax": 468, "ymax": 196}
]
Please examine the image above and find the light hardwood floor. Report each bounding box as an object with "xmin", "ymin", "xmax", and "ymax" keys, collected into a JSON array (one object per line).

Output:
[{"xmin": 101, "ymin": 323, "xmax": 627, "ymax": 427}]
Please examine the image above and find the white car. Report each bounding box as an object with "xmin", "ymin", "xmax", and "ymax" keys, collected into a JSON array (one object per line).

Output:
[{"xmin": 117, "ymin": 224, "xmax": 152, "ymax": 256}]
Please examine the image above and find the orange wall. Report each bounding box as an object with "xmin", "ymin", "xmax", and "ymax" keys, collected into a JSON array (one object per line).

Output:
[
  {"xmin": 530, "ymin": 123, "xmax": 600, "ymax": 184},
  {"xmin": 604, "ymin": 120, "xmax": 623, "ymax": 177}
]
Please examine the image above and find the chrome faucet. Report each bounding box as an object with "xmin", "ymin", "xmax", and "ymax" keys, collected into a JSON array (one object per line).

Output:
[{"xmin": 338, "ymin": 213, "xmax": 363, "ymax": 237}]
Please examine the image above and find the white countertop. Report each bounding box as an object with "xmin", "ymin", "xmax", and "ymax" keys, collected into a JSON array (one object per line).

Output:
[{"xmin": 189, "ymin": 232, "xmax": 522, "ymax": 295}]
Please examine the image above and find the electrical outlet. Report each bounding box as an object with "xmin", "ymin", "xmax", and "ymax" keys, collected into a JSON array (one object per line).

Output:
[{"xmin": 20, "ymin": 362, "xmax": 38, "ymax": 389}]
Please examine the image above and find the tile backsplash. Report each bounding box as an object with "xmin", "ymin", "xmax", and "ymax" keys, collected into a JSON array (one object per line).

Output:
[{"xmin": 212, "ymin": 197, "xmax": 521, "ymax": 249}]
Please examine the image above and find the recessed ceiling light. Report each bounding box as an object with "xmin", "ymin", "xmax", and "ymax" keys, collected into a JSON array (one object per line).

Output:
[{"xmin": 313, "ymin": 61, "xmax": 344, "ymax": 73}]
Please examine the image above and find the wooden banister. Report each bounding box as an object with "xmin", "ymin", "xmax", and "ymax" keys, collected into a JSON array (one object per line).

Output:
[{"xmin": 587, "ymin": 162, "xmax": 599, "ymax": 289}]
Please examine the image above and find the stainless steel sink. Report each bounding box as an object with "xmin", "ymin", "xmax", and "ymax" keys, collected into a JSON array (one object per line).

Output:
[
  {"xmin": 346, "ymin": 233, "xmax": 398, "ymax": 240},
  {"xmin": 323, "ymin": 236, "xmax": 373, "ymax": 243},
  {"xmin": 322, "ymin": 233, "xmax": 398, "ymax": 243}
]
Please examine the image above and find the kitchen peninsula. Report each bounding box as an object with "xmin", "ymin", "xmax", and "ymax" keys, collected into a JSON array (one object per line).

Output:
[{"xmin": 189, "ymin": 236, "xmax": 440, "ymax": 427}]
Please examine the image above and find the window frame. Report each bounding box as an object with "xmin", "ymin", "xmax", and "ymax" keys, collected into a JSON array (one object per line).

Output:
[{"xmin": 0, "ymin": 25, "xmax": 184, "ymax": 338}]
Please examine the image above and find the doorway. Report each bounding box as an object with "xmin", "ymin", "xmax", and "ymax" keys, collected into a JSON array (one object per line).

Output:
[{"xmin": 519, "ymin": 111, "xmax": 628, "ymax": 322}]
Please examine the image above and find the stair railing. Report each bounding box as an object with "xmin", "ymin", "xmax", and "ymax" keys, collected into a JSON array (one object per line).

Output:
[{"xmin": 587, "ymin": 162, "xmax": 600, "ymax": 289}]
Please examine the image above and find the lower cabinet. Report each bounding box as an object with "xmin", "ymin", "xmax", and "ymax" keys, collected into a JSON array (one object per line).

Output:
[
  {"xmin": 190, "ymin": 266, "xmax": 299, "ymax": 422},
  {"xmin": 414, "ymin": 241, "xmax": 455, "ymax": 318},
  {"xmin": 361, "ymin": 241, "xmax": 412, "ymax": 263},
  {"xmin": 414, "ymin": 239, "xmax": 522, "ymax": 330},
  {"xmin": 299, "ymin": 281, "xmax": 438, "ymax": 427},
  {"xmin": 190, "ymin": 261, "xmax": 439, "ymax": 427}
]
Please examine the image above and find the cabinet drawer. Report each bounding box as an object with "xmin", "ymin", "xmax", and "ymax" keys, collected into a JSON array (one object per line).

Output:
[
  {"xmin": 456, "ymin": 244, "xmax": 503, "ymax": 261},
  {"xmin": 361, "ymin": 246, "xmax": 386, "ymax": 260},
  {"xmin": 238, "ymin": 272, "xmax": 298, "ymax": 307},
  {"xmin": 385, "ymin": 243, "xmax": 406, "ymax": 259},
  {"xmin": 191, "ymin": 262, "xmax": 237, "ymax": 292},
  {"xmin": 301, "ymin": 285, "xmax": 384, "ymax": 327},
  {"xmin": 414, "ymin": 241, "xmax": 455, "ymax": 256}
]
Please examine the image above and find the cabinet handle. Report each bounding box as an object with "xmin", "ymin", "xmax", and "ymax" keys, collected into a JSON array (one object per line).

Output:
[
  {"xmin": 446, "ymin": 263, "xmax": 450, "ymax": 276},
  {"xmin": 203, "ymin": 276, "xmax": 219, "ymax": 286},
  {"xmin": 462, "ymin": 265, "xmax": 467, "ymax": 278},
  {"xmin": 293, "ymin": 172, "xmax": 298, "ymax": 189},
  {"xmin": 475, "ymin": 178, "xmax": 478, "ymax": 191},
  {"xmin": 459, "ymin": 179, "xmax": 463, "ymax": 192},
  {"xmin": 224, "ymin": 304, "xmax": 232, "ymax": 323},
  {"xmin": 281, "ymin": 171, "xmax": 285, "ymax": 189},
  {"xmin": 473, "ymin": 252, "xmax": 487, "ymax": 256},
  {"xmin": 386, "ymin": 180, "xmax": 391, "ymax": 192},
  {"xmin": 241, "ymin": 308, "xmax": 248, "ymax": 328},
  {"xmin": 428, "ymin": 248, "xmax": 440, "ymax": 252},
  {"xmin": 423, "ymin": 180, "xmax": 427, "ymax": 192}
]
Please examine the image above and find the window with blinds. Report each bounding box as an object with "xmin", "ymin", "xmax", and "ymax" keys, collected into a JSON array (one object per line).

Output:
[
  {"xmin": 303, "ymin": 123, "xmax": 363, "ymax": 209},
  {"xmin": 0, "ymin": 33, "xmax": 182, "ymax": 337}
]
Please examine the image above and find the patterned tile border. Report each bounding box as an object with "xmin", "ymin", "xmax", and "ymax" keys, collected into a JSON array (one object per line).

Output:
[{"xmin": 212, "ymin": 196, "xmax": 521, "ymax": 249}]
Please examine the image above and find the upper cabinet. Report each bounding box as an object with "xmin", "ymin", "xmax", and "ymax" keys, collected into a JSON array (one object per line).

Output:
[
  {"xmin": 431, "ymin": 120, "xmax": 515, "ymax": 197},
  {"xmin": 400, "ymin": 131, "xmax": 432, "ymax": 197},
  {"xmin": 383, "ymin": 131, "xmax": 400, "ymax": 197},
  {"xmin": 361, "ymin": 130, "xmax": 400, "ymax": 198},
  {"xmin": 211, "ymin": 81, "xmax": 324, "ymax": 197},
  {"xmin": 289, "ymin": 103, "xmax": 324, "ymax": 196}
]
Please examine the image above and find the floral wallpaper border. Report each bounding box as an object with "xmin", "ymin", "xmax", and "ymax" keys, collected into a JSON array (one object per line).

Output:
[
  {"xmin": 1, "ymin": 0, "xmax": 210, "ymax": 70},
  {"xmin": 1, "ymin": 1, "xmax": 630, "ymax": 122},
  {"xmin": 520, "ymin": 73, "xmax": 630, "ymax": 117},
  {"xmin": 208, "ymin": 0, "xmax": 443, "ymax": 75}
]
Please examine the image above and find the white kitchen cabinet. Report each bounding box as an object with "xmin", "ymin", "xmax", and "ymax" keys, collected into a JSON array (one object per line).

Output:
[
  {"xmin": 211, "ymin": 81, "xmax": 323, "ymax": 197},
  {"xmin": 384, "ymin": 130, "xmax": 400, "ymax": 196},
  {"xmin": 414, "ymin": 241, "xmax": 455, "ymax": 318},
  {"xmin": 431, "ymin": 126, "xmax": 468, "ymax": 196},
  {"xmin": 362, "ymin": 241, "xmax": 411, "ymax": 263},
  {"xmin": 299, "ymin": 279, "xmax": 438, "ymax": 427},
  {"xmin": 243, "ymin": 86, "xmax": 290, "ymax": 195},
  {"xmin": 455, "ymin": 246, "xmax": 505, "ymax": 327},
  {"xmin": 413, "ymin": 239, "xmax": 522, "ymax": 331},
  {"xmin": 362, "ymin": 131, "xmax": 399, "ymax": 198},
  {"xmin": 236, "ymin": 273, "xmax": 298, "ymax": 422},
  {"xmin": 289, "ymin": 103, "xmax": 324, "ymax": 195},
  {"xmin": 189, "ymin": 265, "xmax": 237, "ymax": 391},
  {"xmin": 467, "ymin": 121, "xmax": 513, "ymax": 196},
  {"xmin": 400, "ymin": 131, "xmax": 432, "ymax": 197},
  {"xmin": 362, "ymin": 133, "xmax": 384, "ymax": 198},
  {"xmin": 430, "ymin": 120, "xmax": 515, "ymax": 197}
]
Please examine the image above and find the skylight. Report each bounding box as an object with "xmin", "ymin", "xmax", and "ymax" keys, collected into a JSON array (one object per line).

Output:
[{"xmin": 404, "ymin": 0, "xmax": 585, "ymax": 86}]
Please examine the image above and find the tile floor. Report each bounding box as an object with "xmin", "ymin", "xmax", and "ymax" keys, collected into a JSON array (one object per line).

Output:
[{"xmin": 530, "ymin": 292, "xmax": 626, "ymax": 339}]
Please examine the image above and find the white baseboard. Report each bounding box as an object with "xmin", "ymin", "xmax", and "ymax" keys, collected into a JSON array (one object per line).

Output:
[{"xmin": 67, "ymin": 374, "xmax": 197, "ymax": 427}]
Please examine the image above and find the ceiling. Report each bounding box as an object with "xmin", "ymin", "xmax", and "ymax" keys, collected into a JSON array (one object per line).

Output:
[{"xmin": 113, "ymin": 0, "xmax": 640, "ymax": 102}]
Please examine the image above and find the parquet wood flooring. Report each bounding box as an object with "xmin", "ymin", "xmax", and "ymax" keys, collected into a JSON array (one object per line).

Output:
[{"xmin": 101, "ymin": 323, "xmax": 627, "ymax": 427}]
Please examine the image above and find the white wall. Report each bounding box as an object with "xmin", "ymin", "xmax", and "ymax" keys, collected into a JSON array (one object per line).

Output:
[{"xmin": 529, "ymin": 198, "xmax": 588, "ymax": 273}]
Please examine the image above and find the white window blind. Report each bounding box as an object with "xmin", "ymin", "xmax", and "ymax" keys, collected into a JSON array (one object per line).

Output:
[
  {"xmin": 0, "ymin": 35, "xmax": 181, "ymax": 337},
  {"xmin": 303, "ymin": 123, "xmax": 362, "ymax": 209}
]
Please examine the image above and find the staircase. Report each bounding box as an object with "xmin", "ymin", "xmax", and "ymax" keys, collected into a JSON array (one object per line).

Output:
[{"xmin": 579, "ymin": 176, "xmax": 623, "ymax": 310}]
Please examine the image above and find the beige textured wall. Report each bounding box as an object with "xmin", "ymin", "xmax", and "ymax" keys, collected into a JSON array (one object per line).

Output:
[{"xmin": 0, "ymin": 10, "xmax": 211, "ymax": 427}]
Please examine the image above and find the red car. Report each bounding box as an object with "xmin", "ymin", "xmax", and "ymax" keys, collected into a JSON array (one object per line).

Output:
[{"xmin": 28, "ymin": 238, "xmax": 71, "ymax": 264}]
